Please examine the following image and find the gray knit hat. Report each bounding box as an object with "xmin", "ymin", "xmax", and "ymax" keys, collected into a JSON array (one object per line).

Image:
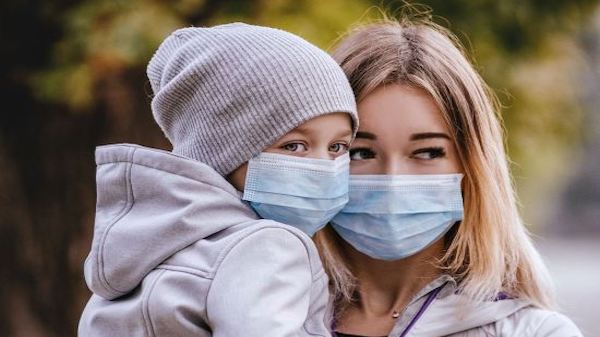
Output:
[{"xmin": 147, "ymin": 23, "xmax": 358, "ymax": 176}]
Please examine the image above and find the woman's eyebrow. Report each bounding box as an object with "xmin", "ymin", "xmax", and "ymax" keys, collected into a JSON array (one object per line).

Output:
[
  {"xmin": 356, "ymin": 131, "xmax": 377, "ymax": 140},
  {"xmin": 410, "ymin": 132, "xmax": 451, "ymax": 141}
]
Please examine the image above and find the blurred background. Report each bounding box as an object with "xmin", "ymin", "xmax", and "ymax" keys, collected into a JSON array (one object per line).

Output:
[{"xmin": 1, "ymin": 0, "xmax": 599, "ymax": 336}]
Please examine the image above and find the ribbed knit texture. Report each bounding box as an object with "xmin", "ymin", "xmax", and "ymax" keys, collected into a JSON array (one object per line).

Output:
[{"xmin": 147, "ymin": 23, "xmax": 358, "ymax": 176}]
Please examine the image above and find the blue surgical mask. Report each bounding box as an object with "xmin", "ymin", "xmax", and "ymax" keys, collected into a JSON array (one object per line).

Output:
[
  {"xmin": 331, "ymin": 174, "xmax": 463, "ymax": 260},
  {"xmin": 243, "ymin": 152, "xmax": 350, "ymax": 236}
]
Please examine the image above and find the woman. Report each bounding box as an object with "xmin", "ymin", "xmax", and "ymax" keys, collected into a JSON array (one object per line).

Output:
[{"xmin": 314, "ymin": 17, "xmax": 583, "ymax": 336}]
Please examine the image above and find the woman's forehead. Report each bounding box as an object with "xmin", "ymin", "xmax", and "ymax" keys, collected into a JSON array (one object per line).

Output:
[{"xmin": 357, "ymin": 84, "xmax": 449, "ymax": 136}]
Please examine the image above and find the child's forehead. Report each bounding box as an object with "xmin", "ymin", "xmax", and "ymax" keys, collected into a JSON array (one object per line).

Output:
[{"xmin": 290, "ymin": 113, "xmax": 353, "ymax": 132}]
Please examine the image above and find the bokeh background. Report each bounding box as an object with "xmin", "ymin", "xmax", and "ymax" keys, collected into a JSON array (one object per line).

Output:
[{"xmin": 1, "ymin": 0, "xmax": 599, "ymax": 336}]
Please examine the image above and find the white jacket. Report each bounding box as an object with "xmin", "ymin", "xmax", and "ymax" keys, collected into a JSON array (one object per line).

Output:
[
  {"xmin": 384, "ymin": 276, "xmax": 583, "ymax": 337},
  {"xmin": 78, "ymin": 144, "xmax": 331, "ymax": 337}
]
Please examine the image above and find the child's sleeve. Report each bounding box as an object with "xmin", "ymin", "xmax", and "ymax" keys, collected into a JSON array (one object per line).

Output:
[{"xmin": 206, "ymin": 227, "xmax": 317, "ymax": 337}]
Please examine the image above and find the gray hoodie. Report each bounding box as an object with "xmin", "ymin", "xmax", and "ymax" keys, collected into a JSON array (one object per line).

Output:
[
  {"xmin": 78, "ymin": 144, "xmax": 331, "ymax": 337},
  {"xmin": 373, "ymin": 276, "xmax": 583, "ymax": 337}
]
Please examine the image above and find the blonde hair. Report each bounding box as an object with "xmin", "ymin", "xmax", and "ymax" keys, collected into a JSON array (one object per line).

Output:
[{"xmin": 315, "ymin": 16, "xmax": 556, "ymax": 311}]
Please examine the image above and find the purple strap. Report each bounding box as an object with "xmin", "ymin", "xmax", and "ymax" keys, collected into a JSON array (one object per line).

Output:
[
  {"xmin": 397, "ymin": 282, "xmax": 446, "ymax": 337},
  {"xmin": 332, "ymin": 282, "xmax": 447, "ymax": 337}
]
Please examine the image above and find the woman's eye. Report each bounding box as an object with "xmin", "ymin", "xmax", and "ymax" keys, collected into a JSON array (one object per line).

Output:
[
  {"xmin": 281, "ymin": 142, "xmax": 307, "ymax": 152},
  {"xmin": 329, "ymin": 143, "xmax": 349, "ymax": 153},
  {"xmin": 349, "ymin": 148, "xmax": 375, "ymax": 160},
  {"xmin": 412, "ymin": 147, "xmax": 446, "ymax": 160}
]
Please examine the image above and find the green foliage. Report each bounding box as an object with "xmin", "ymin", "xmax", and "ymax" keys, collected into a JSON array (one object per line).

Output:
[
  {"xmin": 208, "ymin": 0, "xmax": 376, "ymax": 48},
  {"xmin": 31, "ymin": 0, "xmax": 185, "ymax": 110}
]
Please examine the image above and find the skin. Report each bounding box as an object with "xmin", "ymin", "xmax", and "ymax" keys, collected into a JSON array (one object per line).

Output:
[
  {"xmin": 227, "ymin": 112, "xmax": 353, "ymax": 191},
  {"xmin": 335, "ymin": 84, "xmax": 462, "ymax": 336}
]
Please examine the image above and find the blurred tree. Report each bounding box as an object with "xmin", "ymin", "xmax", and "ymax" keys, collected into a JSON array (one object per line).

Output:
[
  {"xmin": 546, "ymin": 11, "xmax": 600, "ymax": 235},
  {"xmin": 0, "ymin": 0, "xmax": 598, "ymax": 336}
]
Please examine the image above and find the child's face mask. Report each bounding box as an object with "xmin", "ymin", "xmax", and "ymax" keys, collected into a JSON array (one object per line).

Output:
[{"xmin": 242, "ymin": 152, "xmax": 350, "ymax": 236}]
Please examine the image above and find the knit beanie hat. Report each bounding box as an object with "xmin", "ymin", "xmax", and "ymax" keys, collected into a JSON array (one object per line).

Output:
[{"xmin": 147, "ymin": 23, "xmax": 358, "ymax": 176}]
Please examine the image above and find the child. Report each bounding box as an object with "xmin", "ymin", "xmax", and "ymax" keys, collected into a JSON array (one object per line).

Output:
[{"xmin": 78, "ymin": 23, "xmax": 357, "ymax": 337}]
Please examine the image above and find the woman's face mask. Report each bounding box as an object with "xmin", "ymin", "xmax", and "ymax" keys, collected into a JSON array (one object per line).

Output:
[{"xmin": 331, "ymin": 174, "xmax": 463, "ymax": 260}]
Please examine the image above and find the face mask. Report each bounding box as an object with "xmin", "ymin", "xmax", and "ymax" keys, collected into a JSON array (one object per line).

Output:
[
  {"xmin": 331, "ymin": 174, "xmax": 463, "ymax": 260},
  {"xmin": 242, "ymin": 152, "xmax": 350, "ymax": 236}
]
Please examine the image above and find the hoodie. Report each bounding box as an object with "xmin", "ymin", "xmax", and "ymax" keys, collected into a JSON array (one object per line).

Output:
[{"xmin": 78, "ymin": 144, "xmax": 331, "ymax": 337}]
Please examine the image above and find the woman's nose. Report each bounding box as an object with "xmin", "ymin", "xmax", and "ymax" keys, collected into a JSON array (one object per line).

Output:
[{"xmin": 383, "ymin": 157, "xmax": 408, "ymax": 175}]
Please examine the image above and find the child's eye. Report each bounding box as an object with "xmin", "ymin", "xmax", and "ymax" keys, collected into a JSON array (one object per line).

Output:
[
  {"xmin": 329, "ymin": 143, "xmax": 349, "ymax": 153},
  {"xmin": 349, "ymin": 148, "xmax": 375, "ymax": 160},
  {"xmin": 281, "ymin": 142, "xmax": 307, "ymax": 152},
  {"xmin": 412, "ymin": 147, "xmax": 446, "ymax": 160}
]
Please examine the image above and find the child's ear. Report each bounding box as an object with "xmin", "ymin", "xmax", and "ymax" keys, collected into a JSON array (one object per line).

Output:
[{"xmin": 226, "ymin": 163, "xmax": 249, "ymax": 192}]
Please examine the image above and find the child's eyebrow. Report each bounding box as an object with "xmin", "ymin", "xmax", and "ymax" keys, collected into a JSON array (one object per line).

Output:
[
  {"xmin": 285, "ymin": 128, "xmax": 308, "ymax": 137},
  {"xmin": 292, "ymin": 125, "xmax": 310, "ymax": 133},
  {"xmin": 338, "ymin": 129, "xmax": 354, "ymax": 138},
  {"xmin": 288, "ymin": 126, "xmax": 352, "ymax": 141}
]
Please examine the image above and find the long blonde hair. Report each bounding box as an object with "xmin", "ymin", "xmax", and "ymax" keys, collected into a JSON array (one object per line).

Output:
[{"xmin": 315, "ymin": 16, "xmax": 556, "ymax": 310}]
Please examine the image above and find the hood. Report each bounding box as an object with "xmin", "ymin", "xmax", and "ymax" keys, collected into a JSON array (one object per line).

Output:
[
  {"xmin": 84, "ymin": 144, "xmax": 258, "ymax": 300},
  {"xmin": 412, "ymin": 286, "xmax": 532, "ymax": 335}
]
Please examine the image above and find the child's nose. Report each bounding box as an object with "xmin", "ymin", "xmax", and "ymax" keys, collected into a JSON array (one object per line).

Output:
[{"xmin": 311, "ymin": 149, "xmax": 333, "ymax": 160}]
